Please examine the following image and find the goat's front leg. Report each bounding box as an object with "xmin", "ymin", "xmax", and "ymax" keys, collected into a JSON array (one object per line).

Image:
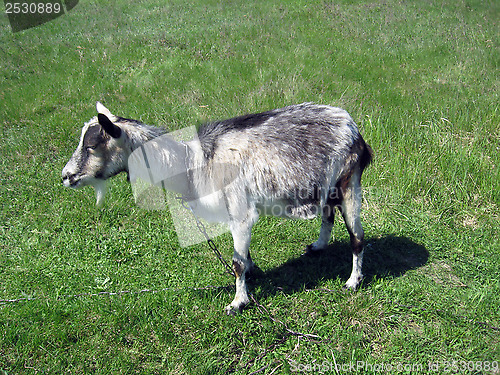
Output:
[{"xmin": 225, "ymin": 219, "xmax": 254, "ymax": 315}]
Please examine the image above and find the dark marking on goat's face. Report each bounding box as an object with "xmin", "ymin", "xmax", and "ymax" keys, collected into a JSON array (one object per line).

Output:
[
  {"xmin": 77, "ymin": 125, "xmax": 112, "ymax": 179},
  {"xmin": 62, "ymin": 122, "xmax": 126, "ymax": 189},
  {"xmin": 83, "ymin": 124, "xmax": 108, "ymax": 150}
]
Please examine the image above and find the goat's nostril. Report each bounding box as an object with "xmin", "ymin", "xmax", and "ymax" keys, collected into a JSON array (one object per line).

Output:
[{"xmin": 62, "ymin": 173, "xmax": 77, "ymax": 187}]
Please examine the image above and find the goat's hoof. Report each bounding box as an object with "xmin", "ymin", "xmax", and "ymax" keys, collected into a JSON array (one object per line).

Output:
[
  {"xmin": 343, "ymin": 277, "xmax": 363, "ymax": 292},
  {"xmin": 225, "ymin": 298, "xmax": 250, "ymax": 315},
  {"xmin": 225, "ymin": 305, "xmax": 241, "ymax": 316},
  {"xmin": 303, "ymin": 244, "xmax": 322, "ymax": 257},
  {"xmin": 342, "ymin": 284, "xmax": 356, "ymax": 292}
]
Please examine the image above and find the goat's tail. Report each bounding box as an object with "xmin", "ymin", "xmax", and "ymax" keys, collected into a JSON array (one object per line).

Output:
[{"xmin": 360, "ymin": 138, "xmax": 373, "ymax": 171}]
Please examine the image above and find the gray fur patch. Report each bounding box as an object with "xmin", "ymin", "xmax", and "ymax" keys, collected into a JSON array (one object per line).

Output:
[{"xmin": 196, "ymin": 103, "xmax": 368, "ymax": 219}]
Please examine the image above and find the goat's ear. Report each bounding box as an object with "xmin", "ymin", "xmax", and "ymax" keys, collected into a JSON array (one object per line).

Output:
[
  {"xmin": 98, "ymin": 113, "xmax": 122, "ymax": 139},
  {"xmin": 96, "ymin": 102, "xmax": 113, "ymax": 117}
]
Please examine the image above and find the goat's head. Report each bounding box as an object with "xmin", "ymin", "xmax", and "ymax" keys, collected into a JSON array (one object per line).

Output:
[{"xmin": 62, "ymin": 103, "xmax": 129, "ymax": 206}]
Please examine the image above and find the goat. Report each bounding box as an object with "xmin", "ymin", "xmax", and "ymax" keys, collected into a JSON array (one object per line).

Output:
[{"xmin": 62, "ymin": 102, "xmax": 373, "ymax": 315}]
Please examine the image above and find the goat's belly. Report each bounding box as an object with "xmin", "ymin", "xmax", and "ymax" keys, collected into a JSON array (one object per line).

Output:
[
  {"xmin": 187, "ymin": 191, "xmax": 232, "ymax": 223},
  {"xmin": 187, "ymin": 193, "xmax": 320, "ymax": 223},
  {"xmin": 256, "ymin": 199, "xmax": 320, "ymax": 220}
]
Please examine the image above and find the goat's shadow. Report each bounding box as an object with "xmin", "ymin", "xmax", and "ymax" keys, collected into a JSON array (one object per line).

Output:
[{"xmin": 248, "ymin": 235, "xmax": 429, "ymax": 297}]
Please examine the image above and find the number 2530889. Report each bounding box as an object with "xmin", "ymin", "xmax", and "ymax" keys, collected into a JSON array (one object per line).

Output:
[{"xmin": 5, "ymin": 2, "xmax": 62, "ymax": 14}]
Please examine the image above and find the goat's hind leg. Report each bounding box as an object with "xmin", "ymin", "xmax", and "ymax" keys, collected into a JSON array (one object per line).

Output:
[
  {"xmin": 304, "ymin": 192, "xmax": 337, "ymax": 256},
  {"xmin": 340, "ymin": 173, "xmax": 365, "ymax": 290}
]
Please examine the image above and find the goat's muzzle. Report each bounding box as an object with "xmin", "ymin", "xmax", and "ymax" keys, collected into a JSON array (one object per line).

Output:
[{"xmin": 62, "ymin": 173, "xmax": 79, "ymax": 188}]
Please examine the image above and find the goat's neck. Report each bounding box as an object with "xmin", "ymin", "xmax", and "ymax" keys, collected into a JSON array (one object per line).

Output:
[
  {"xmin": 126, "ymin": 126, "xmax": 166, "ymax": 154},
  {"xmin": 127, "ymin": 131, "xmax": 193, "ymax": 197}
]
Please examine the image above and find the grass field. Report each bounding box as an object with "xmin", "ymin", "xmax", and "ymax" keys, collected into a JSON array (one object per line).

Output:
[{"xmin": 1, "ymin": 0, "xmax": 499, "ymax": 373}]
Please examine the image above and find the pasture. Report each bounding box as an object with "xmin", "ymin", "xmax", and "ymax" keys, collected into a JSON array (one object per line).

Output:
[{"xmin": 0, "ymin": 0, "xmax": 498, "ymax": 373}]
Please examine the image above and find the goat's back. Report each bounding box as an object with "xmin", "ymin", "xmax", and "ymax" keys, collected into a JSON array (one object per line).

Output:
[{"xmin": 197, "ymin": 103, "xmax": 369, "ymax": 199}]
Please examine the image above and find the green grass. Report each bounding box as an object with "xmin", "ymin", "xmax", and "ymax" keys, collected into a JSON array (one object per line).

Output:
[{"xmin": 1, "ymin": 0, "xmax": 499, "ymax": 373}]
